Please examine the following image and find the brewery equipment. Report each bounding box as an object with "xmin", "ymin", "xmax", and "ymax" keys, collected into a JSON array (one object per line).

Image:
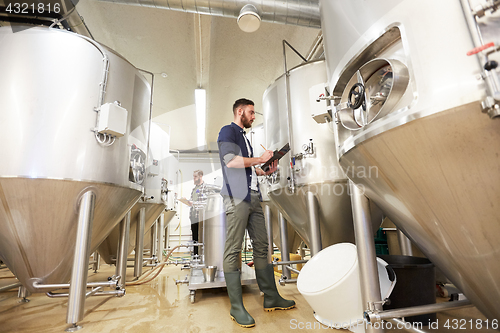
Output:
[
  {"xmin": 317, "ymin": 0, "xmax": 500, "ymax": 323},
  {"xmin": 0, "ymin": 26, "xmax": 151, "ymax": 329}
]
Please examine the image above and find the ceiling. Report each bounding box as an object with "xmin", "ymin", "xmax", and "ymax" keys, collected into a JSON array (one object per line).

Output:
[{"xmin": 70, "ymin": 1, "xmax": 321, "ymax": 152}]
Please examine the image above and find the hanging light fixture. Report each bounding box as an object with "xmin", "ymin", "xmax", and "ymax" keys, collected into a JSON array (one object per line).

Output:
[{"xmin": 237, "ymin": 4, "xmax": 261, "ymax": 33}]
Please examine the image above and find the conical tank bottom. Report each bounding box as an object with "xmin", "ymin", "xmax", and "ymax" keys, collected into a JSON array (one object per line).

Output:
[
  {"xmin": 268, "ymin": 181, "xmax": 383, "ymax": 250},
  {"xmin": 339, "ymin": 102, "xmax": 500, "ymax": 322},
  {"xmin": 0, "ymin": 178, "xmax": 141, "ymax": 292},
  {"xmin": 98, "ymin": 202, "xmax": 167, "ymax": 264}
]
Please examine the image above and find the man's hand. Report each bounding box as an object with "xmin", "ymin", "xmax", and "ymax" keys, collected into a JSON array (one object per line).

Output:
[
  {"xmin": 257, "ymin": 160, "xmax": 278, "ymax": 176},
  {"xmin": 259, "ymin": 150, "xmax": 274, "ymax": 164}
]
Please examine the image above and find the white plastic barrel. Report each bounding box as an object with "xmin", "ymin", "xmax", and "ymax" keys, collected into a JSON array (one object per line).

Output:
[{"xmin": 297, "ymin": 243, "xmax": 395, "ymax": 332}]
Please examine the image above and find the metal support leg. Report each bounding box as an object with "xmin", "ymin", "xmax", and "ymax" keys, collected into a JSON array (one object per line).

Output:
[
  {"xmin": 349, "ymin": 181, "xmax": 384, "ymax": 333},
  {"xmin": 157, "ymin": 213, "xmax": 165, "ymax": 262},
  {"xmin": 92, "ymin": 251, "xmax": 100, "ymax": 273},
  {"xmin": 116, "ymin": 211, "xmax": 131, "ymax": 288},
  {"xmin": 151, "ymin": 220, "xmax": 157, "ymax": 258},
  {"xmin": 66, "ymin": 191, "xmax": 96, "ymax": 331},
  {"xmin": 18, "ymin": 285, "xmax": 31, "ymax": 303},
  {"xmin": 264, "ymin": 204, "xmax": 273, "ymax": 263},
  {"xmin": 134, "ymin": 207, "xmax": 146, "ymax": 278},
  {"xmin": 397, "ymin": 228, "xmax": 414, "ymax": 256},
  {"xmin": 278, "ymin": 212, "xmax": 291, "ymax": 279},
  {"xmin": 306, "ymin": 191, "xmax": 322, "ymax": 256}
]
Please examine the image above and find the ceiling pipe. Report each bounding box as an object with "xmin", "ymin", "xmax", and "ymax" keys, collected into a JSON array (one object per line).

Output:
[{"xmin": 97, "ymin": 0, "xmax": 320, "ymax": 29}]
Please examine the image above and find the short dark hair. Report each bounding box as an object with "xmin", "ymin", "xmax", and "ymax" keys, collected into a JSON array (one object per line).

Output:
[{"xmin": 233, "ymin": 98, "xmax": 254, "ymax": 114}]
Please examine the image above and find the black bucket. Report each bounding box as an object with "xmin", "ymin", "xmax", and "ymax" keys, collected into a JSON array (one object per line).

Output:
[{"xmin": 378, "ymin": 255, "xmax": 436, "ymax": 325}]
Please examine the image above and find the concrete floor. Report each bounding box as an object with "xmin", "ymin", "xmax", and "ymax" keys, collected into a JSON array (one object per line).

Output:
[{"xmin": 0, "ymin": 262, "xmax": 496, "ymax": 333}]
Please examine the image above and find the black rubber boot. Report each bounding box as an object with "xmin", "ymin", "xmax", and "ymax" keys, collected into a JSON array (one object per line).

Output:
[
  {"xmin": 224, "ymin": 271, "xmax": 255, "ymax": 328},
  {"xmin": 255, "ymin": 264, "xmax": 296, "ymax": 311}
]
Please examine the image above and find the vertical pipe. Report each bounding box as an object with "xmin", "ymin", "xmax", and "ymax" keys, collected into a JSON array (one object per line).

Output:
[
  {"xmin": 278, "ymin": 212, "xmax": 291, "ymax": 279},
  {"xmin": 306, "ymin": 191, "xmax": 322, "ymax": 256},
  {"xmin": 397, "ymin": 229, "xmax": 414, "ymax": 256},
  {"xmin": 134, "ymin": 207, "xmax": 146, "ymax": 278},
  {"xmin": 66, "ymin": 191, "xmax": 96, "ymax": 327},
  {"xmin": 157, "ymin": 213, "xmax": 165, "ymax": 262},
  {"xmin": 116, "ymin": 211, "xmax": 131, "ymax": 288},
  {"xmin": 151, "ymin": 220, "xmax": 157, "ymax": 258},
  {"xmin": 264, "ymin": 204, "xmax": 274, "ymax": 262},
  {"xmin": 165, "ymin": 224, "xmax": 170, "ymax": 253},
  {"xmin": 92, "ymin": 251, "xmax": 100, "ymax": 273},
  {"xmin": 349, "ymin": 181, "xmax": 384, "ymax": 333}
]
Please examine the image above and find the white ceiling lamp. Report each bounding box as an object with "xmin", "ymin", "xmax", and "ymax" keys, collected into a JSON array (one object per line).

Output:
[
  {"xmin": 237, "ymin": 4, "xmax": 261, "ymax": 33},
  {"xmin": 195, "ymin": 88, "xmax": 206, "ymax": 150}
]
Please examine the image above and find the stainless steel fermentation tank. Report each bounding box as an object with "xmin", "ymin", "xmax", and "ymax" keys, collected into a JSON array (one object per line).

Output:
[
  {"xmin": 0, "ymin": 27, "xmax": 149, "ymax": 292},
  {"xmin": 98, "ymin": 123, "xmax": 177, "ymax": 265},
  {"xmin": 247, "ymin": 124, "xmax": 302, "ymax": 255},
  {"xmin": 319, "ymin": 0, "xmax": 500, "ymax": 322},
  {"xmin": 263, "ymin": 60, "xmax": 382, "ymax": 255}
]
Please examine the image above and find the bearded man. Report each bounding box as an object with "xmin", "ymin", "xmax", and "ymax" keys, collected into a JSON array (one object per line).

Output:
[{"xmin": 217, "ymin": 98, "xmax": 295, "ymax": 328}]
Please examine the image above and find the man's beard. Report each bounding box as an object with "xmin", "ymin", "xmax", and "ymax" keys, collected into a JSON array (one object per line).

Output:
[{"xmin": 241, "ymin": 112, "xmax": 253, "ymax": 128}]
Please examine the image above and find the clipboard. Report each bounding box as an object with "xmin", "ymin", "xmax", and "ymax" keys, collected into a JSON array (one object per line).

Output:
[
  {"xmin": 177, "ymin": 197, "xmax": 191, "ymax": 206},
  {"xmin": 261, "ymin": 143, "xmax": 290, "ymax": 172}
]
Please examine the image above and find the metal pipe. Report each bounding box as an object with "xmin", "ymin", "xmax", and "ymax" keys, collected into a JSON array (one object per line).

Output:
[
  {"xmin": 33, "ymin": 280, "xmax": 117, "ymax": 291},
  {"xmin": 306, "ymin": 31, "xmax": 323, "ymax": 61},
  {"xmin": 66, "ymin": 191, "xmax": 96, "ymax": 327},
  {"xmin": 279, "ymin": 278, "xmax": 297, "ymax": 286},
  {"xmin": 116, "ymin": 211, "xmax": 131, "ymax": 288},
  {"xmin": 367, "ymin": 300, "xmax": 473, "ymax": 323},
  {"xmin": 306, "ymin": 191, "xmax": 322, "ymax": 256},
  {"xmin": 272, "ymin": 259, "xmax": 308, "ymax": 265},
  {"xmin": 92, "ymin": 251, "xmax": 100, "ymax": 272},
  {"xmin": 134, "ymin": 207, "xmax": 146, "ymax": 278},
  {"xmin": 47, "ymin": 289, "xmax": 126, "ymax": 298},
  {"xmin": 264, "ymin": 204, "xmax": 274, "ymax": 262},
  {"xmin": 285, "ymin": 266, "xmax": 300, "ymax": 274},
  {"xmin": 93, "ymin": 290, "xmax": 125, "ymax": 297},
  {"xmin": 349, "ymin": 181, "xmax": 383, "ymax": 333},
  {"xmin": 282, "ymin": 39, "xmax": 307, "ymax": 193},
  {"xmin": 150, "ymin": 220, "xmax": 157, "ymax": 258},
  {"xmin": 157, "ymin": 213, "xmax": 165, "ymax": 262},
  {"xmin": 278, "ymin": 212, "xmax": 291, "ymax": 279},
  {"xmin": 86, "ymin": 286, "xmax": 103, "ymax": 298},
  {"xmin": 0, "ymin": 282, "xmax": 22, "ymax": 292},
  {"xmin": 96, "ymin": 0, "xmax": 320, "ymax": 29},
  {"xmin": 397, "ymin": 229, "xmax": 414, "ymax": 256}
]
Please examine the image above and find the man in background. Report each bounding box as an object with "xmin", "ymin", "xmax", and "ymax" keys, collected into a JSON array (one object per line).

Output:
[{"xmin": 188, "ymin": 170, "xmax": 205, "ymax": 256}]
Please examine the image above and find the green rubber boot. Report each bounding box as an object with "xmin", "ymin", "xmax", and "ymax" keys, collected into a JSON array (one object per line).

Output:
[
  {"xmin": 255, "ymin": 264, "xmax": 296, "ymax": 311},
  {"xmin": 224, "ymin": 271, "xmax": 255, "ymax": 328}
]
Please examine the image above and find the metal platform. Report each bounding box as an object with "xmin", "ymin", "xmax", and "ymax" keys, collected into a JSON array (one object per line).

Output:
[{"xmin": 187, "ymin": 265, "xmax": 257, "ymax": 303}]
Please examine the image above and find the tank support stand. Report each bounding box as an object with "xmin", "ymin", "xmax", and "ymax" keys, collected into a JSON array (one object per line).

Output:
[
  {"xmin": 66, "ymin": 190, "xmax": 96, "ymax": 331},
  {"xmin": 116, "ymin": 211, "xmax": 131, "ymax": 288},
  {"xmin": 278, "ymin": 212, "xmax": 291, "ymax": 279},
  {"xmin": 264, "ymin": 205, "xmax": 273, "ymax": 263},
  {"xmin": 156, "ymin": 214, "xmax": 165, "ymax": 262},
  {"xmin": 306, "ymin": 191, "xmax": 322, "ymax": 256},
  {"xmin": 134, "ymin": 207, "xmax": 146, "ymax": 278},
  {"xmin": 349, "ymin": 181, "xmax": 384, "ymax": 333}
]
